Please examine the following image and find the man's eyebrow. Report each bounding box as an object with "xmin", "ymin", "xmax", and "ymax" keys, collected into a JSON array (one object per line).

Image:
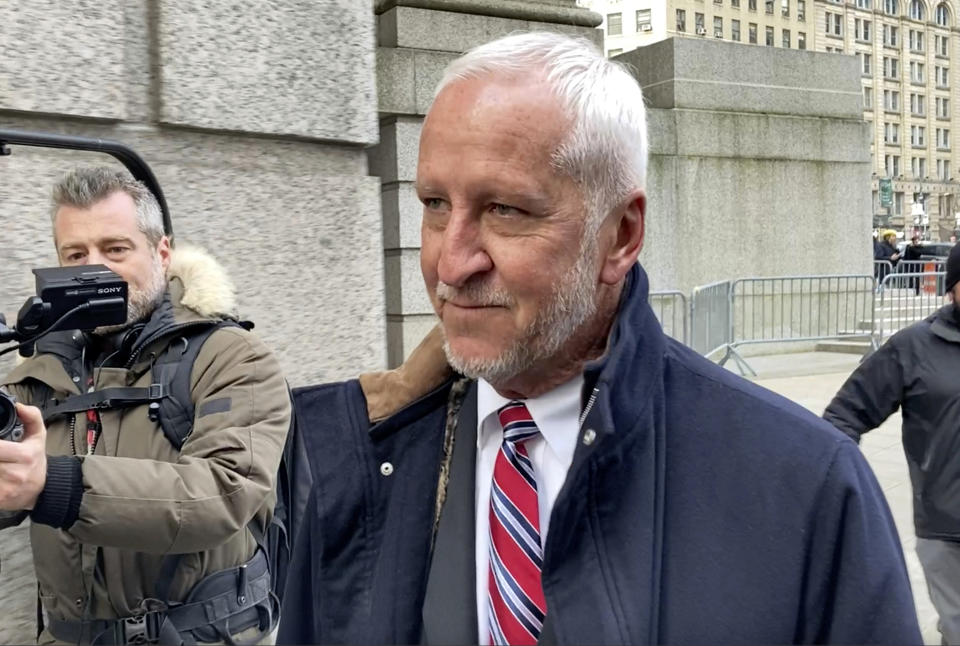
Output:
[{"xmin": 58, "ymin": 236, "xmax": 136, "ymax": 252}]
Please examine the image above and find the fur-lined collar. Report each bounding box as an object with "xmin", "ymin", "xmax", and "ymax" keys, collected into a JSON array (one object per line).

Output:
[{"xmin": 168, "ymin": 244, "xmax": 238, "ymax": 320}]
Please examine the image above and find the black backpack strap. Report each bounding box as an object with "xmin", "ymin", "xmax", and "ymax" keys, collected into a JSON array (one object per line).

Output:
[
  {"xmin": 41, "ymin": 385, "xmax": 168, "ymax": 422},
  {"xmin": 153, "ymin": 321, "xmax": 240, "ymax": 451},
  {"xmin": 152, "ymin": 320, "xmax": 243, "ymax": 603}
]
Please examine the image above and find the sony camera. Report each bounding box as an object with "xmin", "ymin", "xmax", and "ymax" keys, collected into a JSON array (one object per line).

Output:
[{"xmin": 0, "ymin": 265, "xmax": 128, "ymax": 440}]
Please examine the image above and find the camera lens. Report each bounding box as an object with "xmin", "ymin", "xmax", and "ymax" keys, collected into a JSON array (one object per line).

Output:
[{"xmin": 0, "ymin": 393, "xmax": 23, "ymax": 442}]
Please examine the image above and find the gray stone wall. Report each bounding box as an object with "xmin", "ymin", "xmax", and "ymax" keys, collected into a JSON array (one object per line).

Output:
[
  {"xmin": 0, "ymin": 1, "xmax": 381, "ymax": 641},
  {"xmin": 628, "ymin": 38, "xmax": 871, "ymax": 294}
]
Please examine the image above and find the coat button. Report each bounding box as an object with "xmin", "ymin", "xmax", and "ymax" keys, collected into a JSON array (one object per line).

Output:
[
  {"xmin": 74, "ymin": 597, "xmax": 83, "ymax": 607},
  {"xmin": 380, "ymin": 462, "xmax": 394, "ymax": 476},
  {"xmin": 582, "ymin": 429, "xmax": 597, "ymax": 446}
]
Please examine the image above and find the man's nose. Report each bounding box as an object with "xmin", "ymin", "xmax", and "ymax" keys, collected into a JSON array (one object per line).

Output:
[{"xmin": 436, "ymin": 212, "xmax": 493, "ymax": 288}]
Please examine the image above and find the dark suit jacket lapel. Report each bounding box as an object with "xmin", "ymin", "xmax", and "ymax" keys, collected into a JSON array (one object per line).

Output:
[{"xmin": 421, "ymin": 382, "xmax": 479, "ymax": 645}]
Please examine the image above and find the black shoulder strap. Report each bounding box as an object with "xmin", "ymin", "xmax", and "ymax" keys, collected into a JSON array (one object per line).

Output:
[
  {"xmin": 153, "ymin": 320, "xmax": 241, "ymax": 451},
  {"xmin": 42, "ymin": 385, "xmax": 168, "ymax": 423}
]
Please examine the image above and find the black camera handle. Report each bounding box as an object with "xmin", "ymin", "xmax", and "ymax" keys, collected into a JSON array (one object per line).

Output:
[
  {"xmin": 0, "ymin": 128, "xmax": 173, "ymax": 242},
  {"xmin": 0, "ymin": 299, "xmax": 124, "ymax": 358}
]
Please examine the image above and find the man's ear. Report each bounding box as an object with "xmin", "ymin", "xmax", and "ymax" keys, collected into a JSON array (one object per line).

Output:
[
  {"xmin": 600, "ymin": 190, "xmax": 645, "ymax": 286},
  {"xmin": 157, "ymin": 236, "xmax": 172, "ymax": 273}
]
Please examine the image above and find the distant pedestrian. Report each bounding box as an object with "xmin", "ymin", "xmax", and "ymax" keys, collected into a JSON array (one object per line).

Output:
[
  {"xmin": 825, "ymin": 242, "xmax": 960, "ymax": 645},
  {"xmin": 875, "ymin": 229, "xmax": 901, "ymax": 284},
  {"xmin": 902, "ymin": 234, "xmax": 924, "ymax": 294}
]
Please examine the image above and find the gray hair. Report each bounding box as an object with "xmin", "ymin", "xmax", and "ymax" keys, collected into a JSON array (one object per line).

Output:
[
  {"xmin": 51, "ymin": 167, "xmax": 165, "ymax": 246},
  {"xmin": 435, "ymin": 31, "xmax": 648, "ymax": 233}
]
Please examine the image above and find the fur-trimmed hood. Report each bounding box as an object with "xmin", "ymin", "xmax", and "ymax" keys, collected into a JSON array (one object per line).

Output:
[{"xmin": 168, "ymin": 244, "xmax": 238, "ymax": 320}]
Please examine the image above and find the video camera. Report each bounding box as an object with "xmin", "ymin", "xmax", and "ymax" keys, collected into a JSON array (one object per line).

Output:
[{"xmin": 0, "ymin": 265, "xmax": 128, "ymax": 441}]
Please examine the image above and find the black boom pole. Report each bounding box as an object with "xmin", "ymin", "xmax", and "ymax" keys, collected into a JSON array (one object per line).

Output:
[{"xmin": 0, "ymin": 128, "xmax": 173, "ymax": 241}]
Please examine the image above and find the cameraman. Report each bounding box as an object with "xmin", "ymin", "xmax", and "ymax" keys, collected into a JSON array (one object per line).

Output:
[{"xmin": 0, "ymin": 167, "xmax": 290, "ymax": 645}]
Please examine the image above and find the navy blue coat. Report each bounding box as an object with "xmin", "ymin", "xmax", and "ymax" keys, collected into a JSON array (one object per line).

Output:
[{"xmin": 280, "ymin": 264, "xmax": 921, "ymax": 645}]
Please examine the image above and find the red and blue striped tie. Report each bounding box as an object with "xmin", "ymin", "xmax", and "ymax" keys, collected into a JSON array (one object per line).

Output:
[{"xmin": 488, "ymin": 401, "xmax": 547, "ymax": 645}]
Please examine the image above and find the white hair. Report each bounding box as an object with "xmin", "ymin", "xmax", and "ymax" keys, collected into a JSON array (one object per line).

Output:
[{"xmin": 435, "ymin": 31, "xmax": 648, "ymax": 232}]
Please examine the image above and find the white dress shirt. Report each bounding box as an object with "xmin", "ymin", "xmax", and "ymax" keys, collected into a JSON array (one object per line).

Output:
[{"xmin": 474, "ymin": 374, "xmax": 584, "ymax": 644}]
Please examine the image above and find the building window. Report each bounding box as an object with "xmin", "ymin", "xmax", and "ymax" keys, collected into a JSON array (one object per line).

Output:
[
  {"xmin": 937, "ymin": 127, "xmax": 951, "ymax": 149},
  {"xmin": 868, "ymin": 120, "xmax": 875, "ymax": 144},
  {"xmin": 883, "ymin": 24, "xmax": 900, "ymax": 47},
  {"xmin": 826, "ymin": 12, "xmax": 843, "ymax": 36},
  {"xmin": 864, "ymin": 85, "xmax": 874, "ymax": 108},
  {"xmin": 911, "ymin": 124, "xmax": 926, "ymax": 146},
  {"xmin": 884, "ymin": 0, "xmax": 900, "ymax": 14},
  {"xmin": 798, "ymin": 31, "xmax": 806, "ymax": 49},
  {"xmin": 732, "ymin": 19, "xmax": 742, "ymax": 40},
  {"xmin": 766, "ymin": 25, "xmax": 775, "ymax": 45},
  {"xmin": 798, "ymin": 0, "xmax": 806, "ymax": 19},
  {"xmin": 911, "ymin": 92, "xmax": 926, "ymax": 115},
  {"xmin": 766, "ymin": 0, "xmax": 774, "ymax": 13},
  {"xmin": 855, "ymin": 19, "xmax": 872, "ymax": 40},
  {"xmin": 884, "ymin": 89, "xmax": 901, "ymax": 110},
  {"xmin": 910, "ymin": 60, "xmax": 925, "ymax": 83},
  {"xmin": 885, "ymin": 122, "xmax": 900, "ymax": 143},
  {"xmin": 749, "ymin": 0, "xmax": 757, "ymax": 10},
  {"xmin": 937, "ymin": 96, "xmax": 950, "ymax": 118},
  {"xmin": 938, "ymin": 159, "xmax": 951, "ymax": 180},
  {"xmin": 714, "ymin": 16, "xmax": 724, "ymax": 37},
  {"xmin": 883, "ymin": 56, "xmax": 900, "ymax": 79},
  {"xmin": 857, "ymin": 0, "xmax": 872, "ymax": 7},
  {"xmin": 857, "ymin": 52, "xmax": 873, "ymax": 74},
  {"xmin": 677, "ymin": 9, "xmax": 687, "ymax": 31},
  {"xmin": 894, "ymin": 191, "xmax": 904, "ymax": 214},
  {"xmin": 936, "ymin": 2, "xmax": 950, "ymax": 25},
  {"xmin": 886, "ymin": 154, "xmax": 902, "ymax": 176},
  {"xmin": 637, "ymin": 9, "xmax": 652, "ymax": 31},
  {"xmin": 782, "ymin": 0, "xmax": 790, "ymax": 15},
  {"xmin": 782, "ymin": 28, "xmax": 791, "ymax": 47},
  {"xmin": 936, "ymin": 34, "xmax": 949, "ymax": 57},
  {"xmin": 749, "ymin": 22, "xmax": 758, "ymax": 43},
  {"xmin": 936, "ymin": 65, "xmax": 949, "ymax": 87},
  {"xmin": 909, "ymin": 0, "xmax": 925, "ymax": 20},
  {"xmin": 912, "ymin": 157, "xmax": 927, "ymax": 177},
  {"xmin": 909, "ymin": 29, "xmax": 924, "ymax": 52},
  {"xmin": 607, "ymin": 13, "xmax": 622, "ymax": 36},
  {"xmin": 695, "ymin": 12, "xmax": 705, "ymax": 33},
  {"xmin": 732, "ymin": 0, "xmax": 740, "ymax": 6}
]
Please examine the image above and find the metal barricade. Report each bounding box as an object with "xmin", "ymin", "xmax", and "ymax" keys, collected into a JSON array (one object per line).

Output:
[
  {"xmin": 721, "ymin": 275, "xmax": 875, "ymax": 375},
  {"xmin": 690, "ymin": 280, "xmax": 732, "ymax": 358},
  {"xmin": 894, "ymin": 259, "xmax": 946, "ymax": 275},
  {"xmin": 876, "ymin": 271, "xmax": 945, "ymax": 340},
  {"xmin": 873, "ymin": 259, "xmax": 893, "ymax": 283},
  {"xmin": 649, "ymin": 290, "xmax": 688, "ymax": 345}
]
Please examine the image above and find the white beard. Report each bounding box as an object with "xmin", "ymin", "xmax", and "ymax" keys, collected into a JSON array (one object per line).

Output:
[{"xmin": 438, "ymin": 231, "xmax": 599, "ymax": 385}]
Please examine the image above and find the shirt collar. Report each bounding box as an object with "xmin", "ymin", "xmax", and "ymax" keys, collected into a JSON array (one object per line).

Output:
[{"xmin": 476, "ymin": 374, "xmax": 585, "ymax": 460}]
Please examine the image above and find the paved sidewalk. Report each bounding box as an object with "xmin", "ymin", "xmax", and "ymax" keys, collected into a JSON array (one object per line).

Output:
[{"xmin": 741, "ymin": 351, "xmax": 938, "ymax": 644}]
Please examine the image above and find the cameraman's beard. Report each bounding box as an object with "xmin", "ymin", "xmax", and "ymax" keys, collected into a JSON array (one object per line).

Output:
[{"xmin": 92, "ymin": 259, "xmax": 167, "ymax": 336}]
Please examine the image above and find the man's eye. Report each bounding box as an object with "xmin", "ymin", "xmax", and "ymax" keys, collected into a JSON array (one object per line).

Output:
[
  {"xmin": 107, "ymin": 247, "xmax": 128, "ymax": 254},
  {"xmin": 422, "ymin": 198, "xmax": 445, "ymax": 210},
  {"xmin": 490, "ymin": 203, "xmax": 521, "ymax": 216},
  {"xmin": 66, "ymin": 254, "xmax": 84, "ymax": 262}
]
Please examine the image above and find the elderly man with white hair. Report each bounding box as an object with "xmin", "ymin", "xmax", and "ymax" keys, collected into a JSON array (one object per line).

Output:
[{"xmin": 279, "ymin": 32, "xmax": 921, "ymax": 645}]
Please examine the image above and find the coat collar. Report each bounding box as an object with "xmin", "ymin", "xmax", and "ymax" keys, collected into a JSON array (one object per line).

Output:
[{"xmin": 930, "ymin": 304, "xmax": 960, "ymax": 344}]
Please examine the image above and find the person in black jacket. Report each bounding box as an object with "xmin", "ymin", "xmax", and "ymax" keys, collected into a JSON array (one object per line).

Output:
[
  {"xmin": 875, "ymin": 229, "xmax": 901, "ymax": 284},
  {"xmin": 825, "ymin": 241, "xmax": 960, "ymax": 645},
  {"xmin": 902, "ymin": 234, "xmax": 924, "ymax": 293}
]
